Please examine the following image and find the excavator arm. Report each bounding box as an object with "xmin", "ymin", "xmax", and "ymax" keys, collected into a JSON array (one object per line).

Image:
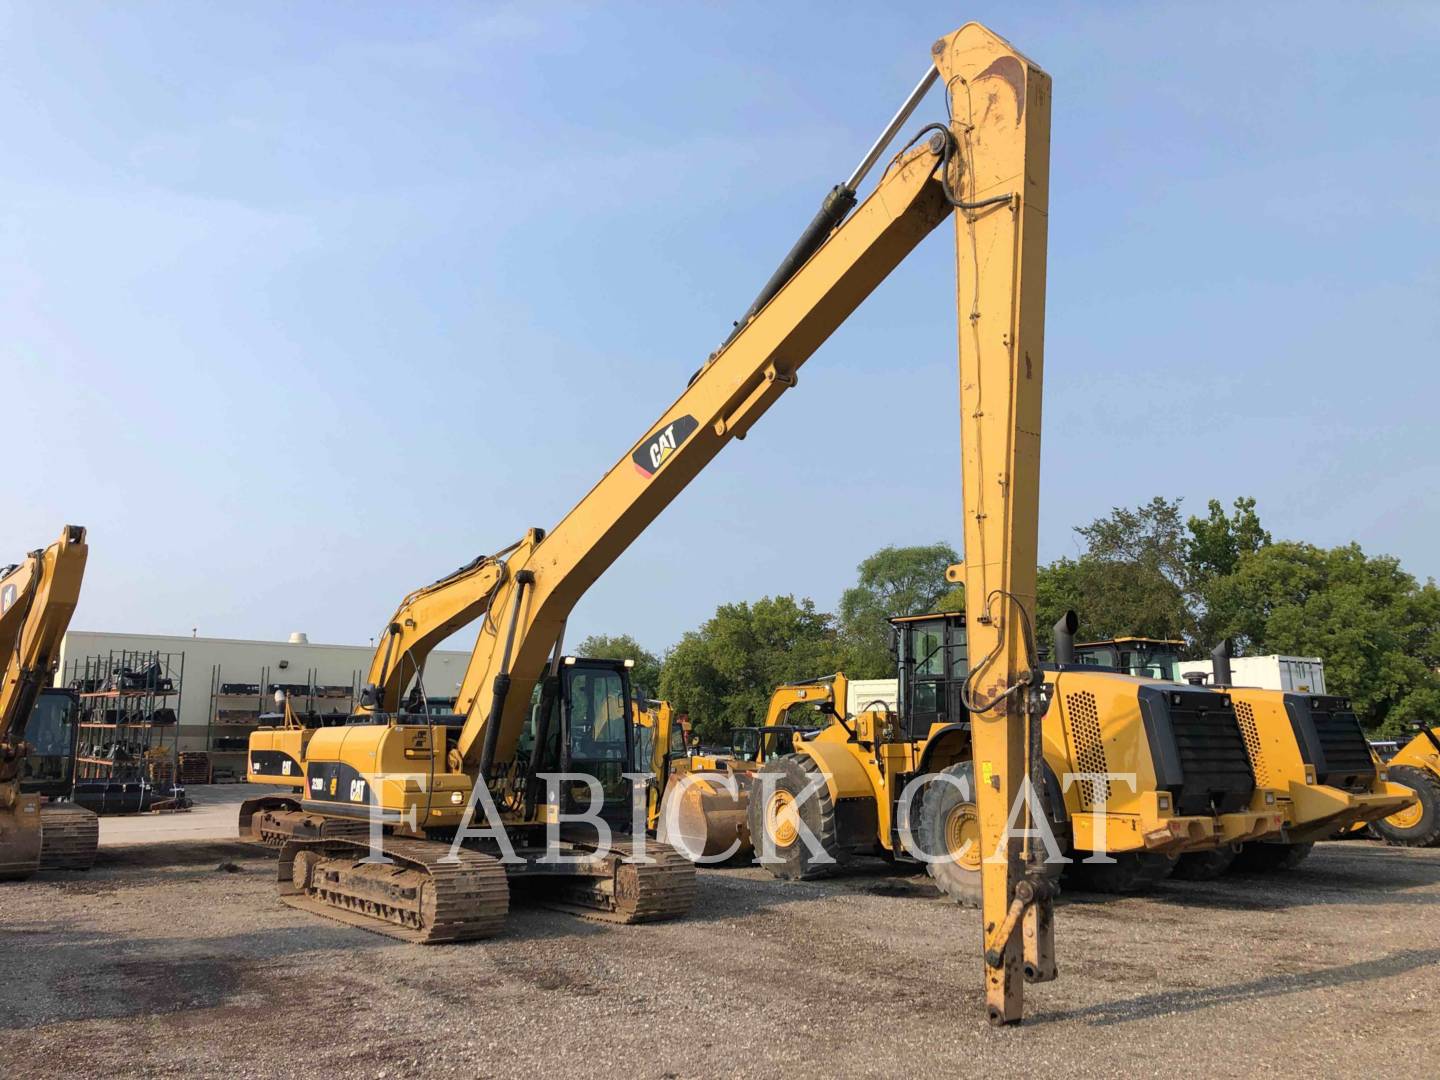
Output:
[
  {"xmin": 291, "ymin": 22, "xmax": 1053, "ymax": 1022},
  {"xmin": 1, "ymin": 526, "xmax": 88, "ymax": 753},
  {"xmin": 445, "ymin": 23, "xmax": 1052, "ymax": 1022}
]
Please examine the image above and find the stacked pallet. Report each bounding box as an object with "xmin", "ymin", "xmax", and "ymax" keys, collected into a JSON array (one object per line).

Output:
[{"xmin": 177, "ymin": 752, "xmax": 212, "ymax": 784}]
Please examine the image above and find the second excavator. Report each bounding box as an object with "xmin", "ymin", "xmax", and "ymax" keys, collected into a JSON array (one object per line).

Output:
[{"xmin": 0, "ymin": 526, "xmax": 97, "ymax": 880}]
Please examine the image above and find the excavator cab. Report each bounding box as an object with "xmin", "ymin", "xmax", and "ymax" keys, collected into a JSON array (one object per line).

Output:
[
  {"xmin": 19, "ymin": 689, "xmax": 81, "ymax": 796},
  {"xmin": 524, "ymin": 658, "xmax": 637, "ymax": 829}
]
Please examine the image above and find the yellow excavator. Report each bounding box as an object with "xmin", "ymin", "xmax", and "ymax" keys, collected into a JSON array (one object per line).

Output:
[
  {"xmin": 746, "ymin": 611, "xmax": 1283, "ymax": 900},
  {"xmin": 1369, "ymin": 724, "xmax": 1440, "ymax": 846},
  {"xmin": 240, "ymin": 22, "xmax": 1058, "ymax": 1024},
  {"xmin": 1, "ymin": 526, "xmax": 97, "ymax": 880},
  {"xmin": 1073, "ymin": 637, "xmax": 1416, "ymax": 875}
]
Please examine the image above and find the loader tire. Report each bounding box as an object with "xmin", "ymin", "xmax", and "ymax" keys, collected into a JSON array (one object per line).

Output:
[
  {"xmin": 916, "ymin": 763, "xmax": 983, "ymax": 907},
  {"xmin": 1170, "ymin": 845, "xmax": 1239, "ymax": 882},
  {"xmin": 1231, "ymin": 841, "xmax": 1314, "ymax": 873},
  {"xmin": 748, "ymin": 754, "xmax": 849, "ymax": 881},
  {"xmin": 1369, "ymin": 766, "xmax": 1440, "ymax": 848},
  {"xmin": 1066, "ymin": 852, "xmax": 1177, "ymax": 894}
]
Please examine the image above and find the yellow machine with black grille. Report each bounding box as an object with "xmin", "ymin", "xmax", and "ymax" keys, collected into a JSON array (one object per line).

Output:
[
  {"xmin": 749, "ymin": 611, "xmax": 1284, "ymax": 901},
  {"xmin": 0, "ymin": 526, "xmax": 98, "ymax": 880},
  {"xmin": 1075, "ymin": 637, "xmax": 1415, "ymax": 875},
  {"xmin": 240, "ymin": 22, "xmax": 1068, "ymax": 1023},
  {"xmin": 1369, "ymin": 724, "xmax": 1440, "ymax": 847}
]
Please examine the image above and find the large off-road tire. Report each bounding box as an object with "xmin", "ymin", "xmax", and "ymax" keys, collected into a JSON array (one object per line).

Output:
[
  {"xmin": 1231, "ymin": 840, "xmax": 1314, "ymax": 873},
  {"xmin": 1066, "ymin": 852, "xmax": 1177, "ymax": 894},
  {"xmin": 1170, "ymin": 845, "xmax": 1240, "ymax": 882},
  {"xmin": 747, "ymin": 754, "xmax": 849, "ymax": 881},
  {"xmin": 913, "ymin": 762, "xmax": 1068, "ymax": 907},
  {"xmin": 916, "ymin": 762, "xmax": 984, "ymax": 907},
  {"xmin": 1370, "ymin": 766, "xmax": 1440, "ymax": 848}
]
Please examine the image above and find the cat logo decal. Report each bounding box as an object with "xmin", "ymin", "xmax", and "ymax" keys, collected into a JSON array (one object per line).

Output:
[{"xmin": 632, "ymin": 415, "xmax": 699, "ymax": 479}]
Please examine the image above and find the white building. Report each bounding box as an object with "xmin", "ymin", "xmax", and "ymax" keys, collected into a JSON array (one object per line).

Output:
[{"xmin": 55, "ymin": 629, "xmax": 473, "ymax": 770}]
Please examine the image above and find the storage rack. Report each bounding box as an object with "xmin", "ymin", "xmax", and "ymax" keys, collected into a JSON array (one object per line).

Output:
[
  {"xmin": 207, "ymin": 666, "xmax": 360, "ymax": 782},
  {"xmin": 67, "ymin": 650, "xmax": 185, "ymax": 787}
]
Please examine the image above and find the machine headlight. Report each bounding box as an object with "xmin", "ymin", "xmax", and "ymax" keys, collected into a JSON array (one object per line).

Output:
[
  {"xmin": 1265, "ymin": 791, "xmax": 1275, "ymax": 805},
  {"xmin": 450, "ymin": 791, "xmax": 464, "ymax": 804},
  {"xmin": 1157, "ymin": 795, "xmax": 1171, "ymax": 812}
]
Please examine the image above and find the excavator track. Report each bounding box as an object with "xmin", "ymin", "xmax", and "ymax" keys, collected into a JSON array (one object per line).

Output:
[
  {"xmin": 241, "ymin": 798, "xmax": 368, "ymax": 850},
  {"xmin": 278, "ymin": 836, "xmax": 509, "ymax": 944},
  {"xmin": 543, "ymin": 839, "xmax": 697, "ymax": 924},
  {"xmin": 38, "ymin": 804, "xmax": 99, "ymax": 871}
]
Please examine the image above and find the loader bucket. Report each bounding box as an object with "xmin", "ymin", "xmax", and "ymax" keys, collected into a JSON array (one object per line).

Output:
[{"xmin": 658, "ymin": 769, "xmax": 756, "ymax": 861}]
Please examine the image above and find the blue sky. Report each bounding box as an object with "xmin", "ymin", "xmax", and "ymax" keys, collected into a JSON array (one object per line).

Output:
[{"xmin": 5, "ymin": 2, "xmax": 1438, "ymax": 656}]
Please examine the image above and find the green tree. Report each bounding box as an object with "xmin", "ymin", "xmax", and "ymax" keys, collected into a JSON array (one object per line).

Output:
[
  {"xmin": 1035, "ymin": 498, "xmax": 1194, "ymax": 648},
  {"xmin": 1186, "ymin": 496, "xmax": 1271, "ymax": 581},
  {"xmin": 1206, "ymin": 541, "xmax": 1440, "ymax": 735},
  {"xmin": 1186, "ymin": 496, "xmax": 1271, "ymax": 646},
  {"xmin": 837, "ymin": 543, "xmax": 959, "ymax": 677},
  {"xmin": 574, "ymin": 633, "xmax": 662, "ymax": 698},
  {"xmin": 658, "ymin": 595, "xmax": 841, "ymax": 742}
]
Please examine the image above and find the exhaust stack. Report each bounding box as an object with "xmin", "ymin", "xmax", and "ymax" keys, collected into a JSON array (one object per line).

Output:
[
  {"xmin": 1211, "ymin": 639, "xmax": 1233, "ymax": 687},
  {"xmin": 1053, "ymin": 610, "xmax": 1079, "ymax": 665}
]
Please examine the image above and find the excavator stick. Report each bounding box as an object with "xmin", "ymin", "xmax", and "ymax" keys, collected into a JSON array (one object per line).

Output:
[{"xmin": 935, "ymin": 25, "xmax": 1055, "ymax": 1024}]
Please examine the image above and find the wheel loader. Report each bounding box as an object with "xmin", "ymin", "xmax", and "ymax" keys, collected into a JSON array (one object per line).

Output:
[
  {"xmin": 240, "ymin": 21, "xmax": 1063, "ymax": 1022},
  {"xmin": 1074, "ymin": 637, "xmax": 1417, "ymax": 876},
  {"xmin": 655, "ymin": 674, "xmax": 846, "ymax": 860},
  {"xmin": 0, "ymin": 526, "xmax": 98, "ymax": 880},
  {"xmin": 1358, "ymin": 724, "xmax": 1439, "ymax": 847},
  {"xmin": 746, "ymin": 611, "xmax": 1284, "ymax": 902}
]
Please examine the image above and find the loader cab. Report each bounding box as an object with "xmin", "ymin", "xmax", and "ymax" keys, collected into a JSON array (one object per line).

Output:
[
  {"xmin": 1074, "ymin": 637, "xmax": 1184, "ymax": 681},
  {"xmin": 525, "ymin": 657, "xmax": 637, "ymax": 829},
  {"xmin": 729, "ymin": 725, "xmax": 801, "ymax": 763},
  {"xmin": 20, "ymin": 688, "xmax": 81, "ymax": 797},
  {"xmin": 891, "ymin": 612, "xmax": 969, "ymax": 740}
]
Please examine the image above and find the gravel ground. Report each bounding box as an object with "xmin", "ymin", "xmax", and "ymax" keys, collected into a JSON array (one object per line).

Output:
[{"xmin": 3, "ymin": 835, "xmax": 1436, "ymax": 1079}]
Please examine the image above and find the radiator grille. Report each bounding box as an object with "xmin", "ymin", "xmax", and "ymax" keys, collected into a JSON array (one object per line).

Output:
[
  {"xmin": 1234, "ymin": 701, "xmax": 1268, "ymax": 787},
  {"xmin": 1067, "ymin": 691, "xmax": 1110, "ymax": 807},
  {"xmin": 1167, "ymin": 700, "xmax": 1255, "ymax": 816},
  {"xmin": 1311, "ymin": 703, "xmax": 1375, "ymax": 787}
]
